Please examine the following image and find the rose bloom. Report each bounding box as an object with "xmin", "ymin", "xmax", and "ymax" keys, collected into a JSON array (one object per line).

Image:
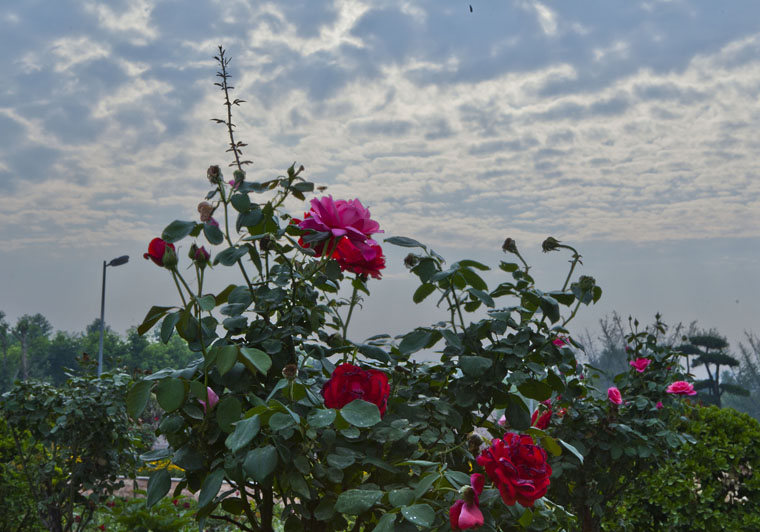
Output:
[
  {"xmin": 298, "ymin": 196, "xmax": 382, "ymax": 259},
  {"xmin": 199, "ymin": 387, "xmax": 219, "ymax": 413},
  {"xmin": 334, "ymin": 239, "xmax": 386, "ymax": 279},
  {"xmin": 322, "ymin": 363, "xmax": 390, "ymax": 417},
  {"xmin": 450, "ymin": 474, "xmax": 484, "ymax": 530},
  {"xmin": 531, "ymin": 408, "xmax": 552, "ymax": 430},
  {"xmin": 552, "ymin": 337, "xmax": 568, "ymax": 347},
  {"xmin": 666, "ymin": 381, "xmax": 697, "ymax": 396},
  {"xmin": 629, "ymin": 358, "xmax": 651, "ymax": 373},
  {"xmin": 607, "ymin": 386, "xmax": 623, "ymax": 405},
  {"xmin": 143, "ymin": 238, "xmax": 175, "ymax": 267},
  {"xmin": 656, "ymin": 401, "xmax": 664, "ymax": 409},
  {"xmin": 476, "ymin": 433, "xmax": 552, "ymax": 507}
]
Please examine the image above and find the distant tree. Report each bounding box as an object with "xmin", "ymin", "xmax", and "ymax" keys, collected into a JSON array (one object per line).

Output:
[
  {"xmin": 0, "ymin": 312, "xmax": 12, "ymax": 391},
  {"xmin": 682, "ymin": 330, "xmax": 748, "ymax": 407},
  {"xmin": 11, "ymin": 314, "xmax": 52, "ymax": 382},
  {"xmin": 722, "ymin": 332, "xmax": 760, "ymax": 419}
]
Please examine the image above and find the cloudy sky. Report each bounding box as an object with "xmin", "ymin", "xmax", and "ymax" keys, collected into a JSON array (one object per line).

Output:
[{"xmin": 1, "ymin": 0, "xmax": 758, "ymax": 352}]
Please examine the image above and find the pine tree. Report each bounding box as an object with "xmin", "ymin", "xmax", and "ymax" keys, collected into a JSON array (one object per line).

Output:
[{"xmin": 682, "ymin": 330, "xmax": 748, "ymax": 407}]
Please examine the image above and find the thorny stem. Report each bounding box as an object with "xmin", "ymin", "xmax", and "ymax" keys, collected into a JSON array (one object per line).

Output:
[
  {"xmin": 560, "ymin": 245, "xmax": 582, "ymax": 292},
  {"xmin": 216, "ymin": 45, "xmax": 245, "ymax": 172}
]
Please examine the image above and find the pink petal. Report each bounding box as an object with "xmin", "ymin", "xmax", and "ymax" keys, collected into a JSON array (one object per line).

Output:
[{"xmin": 458, "ymin": 502, "xmax": 484, "ymax": 529}]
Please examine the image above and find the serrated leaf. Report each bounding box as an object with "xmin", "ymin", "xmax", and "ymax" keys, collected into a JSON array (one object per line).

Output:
[
  {"xmin": 518, "ymin": 379, "xmax": 553, "ymax": 401},
  {"xmin": 335, "ymin": 489, "xmax": 383, "ymax": 515},
  {"xmin": 384, "ymin": 236, "xmax": 425, "ymax": 248},
  {"xmin": 127, "ymin": 380, "xmax": 152, "ymax": 418},
  {"xmin": 467, "ymin": 287, "xmax": 494, "ymax": 307},
  {"xmin": 399, "ymin": 329, "xmax": 434, "ymax": 356},
  {"xmin": 146, "ymin": 469, "xmax": 171, "ymax": 508},
  {"xmin": 225, "ymin": 415, "xmax": 261, "ymax": 453},
  {"xmin": 160, "ymin": 312, "xmax": 180, "ymax": 343},
  {"xmin": 240, "ymin": 347, "xmax": 271, "ymax": 375},
  {"xmin": 358, "ymin": 344, "xmax": 390, "ymax": 363},
  {"xmin": 340, "ymin": 400, "xmax": 381, "ymax": 428},
  {"xmin": 162, "ymin": 220, "xmax": 198, "ymax": 243}
]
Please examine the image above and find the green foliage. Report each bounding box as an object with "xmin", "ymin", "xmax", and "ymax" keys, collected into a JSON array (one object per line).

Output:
[
  {"xmin": 605, "ymin": 406, "xmax": 760, "ymax": 531},
  {"xmin": 0, "ymin": 373, "xmax": 141, "ymax": 531},
  {"xmin": 0, "ymin": 418, "xmax": 46, "ymax": 531}
]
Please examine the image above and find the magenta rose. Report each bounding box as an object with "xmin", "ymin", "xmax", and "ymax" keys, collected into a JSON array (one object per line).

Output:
[
  {"xmin": 321, "ymin": 363, "xmax": 390, "ymax": 417},
  {"xmin": 666, "ymin": 381, "xmax": 697, "ymax": 396},
  {"xmin": 199, "ymin": 387, "xmax": 219, "ymax": 413},
  {"xmin": 297, "ymin": 196, "xmax": 382, "ymax": 259},
  {"xmin": 629, "ymin": 358, "xmax": 651, "ymax": 373},
  {"xmin": 450, "ymin": 474, "xmax": 484, "ymax": 530},
  {"xmin": 607, "ymin": 386, "xmax": 623, "ymax": 405},
  {"xmin": 476, "ymin": 433, "xmax": 552, "ymax": 507},
  {"xmin": 656, "ymin": 401, "xmax": 664, "ymax": 409},
  {"xmin": 143, "ymin": 238, "xmax": 176, "ymax": 268}
]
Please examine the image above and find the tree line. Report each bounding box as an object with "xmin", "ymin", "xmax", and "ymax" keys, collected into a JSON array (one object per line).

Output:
[{"xmin": 0, "ymin": 311, "xmax": 196, "ymax": 391}]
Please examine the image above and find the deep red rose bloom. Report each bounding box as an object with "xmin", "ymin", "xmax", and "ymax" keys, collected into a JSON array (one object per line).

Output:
[
  {"xmin": 321, "ymin": 363, "xmax": 390, "ymax": 417},
  {"xmin": 476, "ymin": 433, "xmax": 552, "ymax": 507},
  {"xmin": 143, "ymin": 237, "xmax": 175, "ymax": 267},
  {"xmin": 334, "ymin": 239, "xmax": 386, "ymax": 279}
]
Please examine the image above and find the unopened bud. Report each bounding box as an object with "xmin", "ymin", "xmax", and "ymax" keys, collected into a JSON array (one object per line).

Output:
[
  {"xmin": 259, "ymin": 236, "xmax": 272, "ymax": 251},
  {"xmin": 207, "ymin": 165, "xmax": 222, "ymax": 185},
  {"xmin": 189, "ymin": 244, "xmax": 210, "ymax": 269},
  {"xmin": 542, "ymin": 236, "xmax": 561, "ymax": 252},
  {"xmin": 458, "ymin": 485, "xmax": 476, "ymax": 504},
  {"xmin": 502, "ymin": 237, "xmax": 518, "ymax": 254},
  {"xmin": 467, "ymin": 433, "xmax": 483, "ymax": 454},
  {"xmin": 282, "ymin": 363, "xmax": 298, "ymax": 380},
  {"xmin": 162, "ymin": 245, "xmax": 178, "ymax": 269},
  {"xmin": 578, "ymin": 275, "xmax": 596, "ymax": 291},
  {"xmin": 232, "ymin": 169, "xmax": 245, "ymax": 188}
]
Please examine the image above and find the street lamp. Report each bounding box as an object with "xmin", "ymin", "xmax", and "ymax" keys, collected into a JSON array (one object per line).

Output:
[{"xmin": 98, "ymin": 255, "xmax": 129, "ymax": 376}]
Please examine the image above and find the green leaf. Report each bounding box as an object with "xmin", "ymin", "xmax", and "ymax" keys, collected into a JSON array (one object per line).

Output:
[
  {"xmin": 204, "ymin": 222, "xmax": 225, "ymax": 245},
  {"xmin": 389, "ymin": 489, "xmax": 414, "ymax": 507},
  {"xmin": 137, "ymin": 306, "xmax": 172, "ymax": 335},
  {"xmin": 541, "ymin": 435, "xmax": 562, "ymax": 457},
  {"xmin": 459, "ymin": 356, "xmax": 492, "ymax": 377},
  {"xmin": 196, "ymin": 294, "xmax": 216, "ymax": 312},
  {"xmin": 335, "ymin": 489, "xmax": 383, "ymax": 515},
  {"xmin": 307, "ymin": 408, "xmax": 336, "ymax": 429},
  {"xmin": 457, "ymin": 259, "xmax": 490, "ymax": 271},
  {"xmin": 159, "ymin": 312, "xmax": 180, "ymax": 343},
  {"xmin": 155, "ymin": 378, "xmax": 185, "ymax": 413},
  {"xmin": 518, "ymin": 379, "xmax": 553, "ymax": 401},
  {"xmin": 384, "ymin": 236, "xmax": 425, "ymax": 248},
  {"xmin": 371, "ymin": 513, "xmax": 396, "ymax": 532},
  {"xmin": 358, "ymin": 344, "xmax": 391, "ymax": 363},
  {"xmin": 538, "ymin": 295, "xmax": 560, "ymax": 324},
  {"xmin": 214, "ymin": 246, "xmax": 249, "ymax": 266},
  {"xmin": 127, "ymin": 380, "xmax": 153, "ymax": 418},
  {"xmin": 198, "ymin": 469, "xmax": 225, "ymax": 508},
  {"xmin": 216, "ymin": 345, "xmax": 239, "ymax": 376},
  {"xmin": 401, "ymin": 504, "xmax": 435, "ymax": 528},
  {"xmin": 412, "ymin": 283, "xmax": 436, "ymax": 304},
  {"xmin": 225, "ymin": 415, "xmax": 261, "ymax": 453},
  {"xmin": 269, "ymin": 412, "xmax": 295, "ymax": 431},
  {"xmin": 216, "ymin": 396, "xmax": 242, "ymax": 433},
  {"xmin": 559, "ymin": 438, "xmax": 584, "ymax": 464},
  {"xmin": 505, "ymin": 396, "xmax": 531, "ymax": 431},
  {"xmin": 146, "ymin": 469, "xmax": 171, "ymax": 508},
  {"xmin": 340, "ymin": 400, "xmax": 382, "ymax": 428},
  {"xmin": 162, "ymin": 220, "xmax": 198, "ymax": 243},
  {"xmin": 399, "ymin": 329, "xmax": 434, "ymax": 356},
  {"xmin": 467, "ymin": 287, "xmax": 494, "ymax": 307},
  {"xmin": 240, "ymin": 347, "xmax": 272, "ymax": 375},
  {"xmin": 499, "ymin": 261, "xmax": 519, "ymax": 272},
  {"xmin": 243, "ymin": 445, "xmax": 278, "ymax": 482},
  {"xmin": 413, "ymin": 473, "xmax": 438, "ymax": 499},
  {"xmin": 518, "ymin": 508, "xmax": 534, "ymax": 527},
  {"xmin": 231, "ymin": 193, "xmax": 251, "ymax": 212}
]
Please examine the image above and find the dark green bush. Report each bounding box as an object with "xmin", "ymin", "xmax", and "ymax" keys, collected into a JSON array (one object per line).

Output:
[{"xmin": 605, "ymin": 405, "xmax": 760, "ymax": 531}]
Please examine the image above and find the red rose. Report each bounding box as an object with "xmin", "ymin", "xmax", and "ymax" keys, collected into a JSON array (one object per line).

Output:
[
  {"xmin": 143, "ymin": 237, "xmax": 176, "ymax": 268},
  {"xmin": 530, "ymin": 408, "xmax": 552, "ymax": 430},
  {"xmin": 476, "ymin": 433, "xmax": 552, "ymax": 507},
  {"xmin": 334, "ymin": 239, "xmax": 386, "ymax": 279},
  {"xmin": 321, "ymin": 363, "xmax": 390, "ymax": 417}
]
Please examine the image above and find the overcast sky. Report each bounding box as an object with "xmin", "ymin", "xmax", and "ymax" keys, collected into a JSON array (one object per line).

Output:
[{"xmin": 1, "ymin": 0, "xmax": 758, "ymax": 352}]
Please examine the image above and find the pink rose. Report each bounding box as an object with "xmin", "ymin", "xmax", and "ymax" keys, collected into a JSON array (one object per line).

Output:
[
  {"xmin": 497, "ymin": 414, "xmax": 506, "ymax": 427},
  {"xmin": 449, "ymin": 474, "xmax": 484, "ymax": 530},
  {"xmin": 656, "ymin": 401, "xmax": 663, "ymax": 409},
  {"xmin": 666, "ymin": 381, "xmax": 696, "ymax": 396},
  {"xmin": 629, "ymin": 358, "xmax": 651, "ymax": 373},
  {"xmin": 607, "ymin": 386, "xmax": 623, "ymax": 405},
  {"xmin": 199, "ymin": 387, "xmax": 219, "ymax": 413},
  {"xmin": 552, "ymin": 337, "xmax": 568, "ymax": 347}
]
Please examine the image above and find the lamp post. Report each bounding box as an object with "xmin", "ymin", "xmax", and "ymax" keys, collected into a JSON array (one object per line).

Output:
[{"xmin": 98, "ymin": 255, "xmax": 129, "ymax": 377}]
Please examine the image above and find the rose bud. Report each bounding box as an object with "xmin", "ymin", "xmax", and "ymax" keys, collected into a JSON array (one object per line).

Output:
[
  {"xmin": 189, "ymin": 244, "xmax": 211, "ymax": 269},
  {"xmin": 542, "ymin": 236, "xmax": 561, "ymax": 252},
  {"xmin": 282, "ymin": 363, "xmax": 298, "ymax": 380},
  {"xmin": 207, "ymin": 165, "xmax": 222, "ymax": 185},
  {"xmin": 502, "ymin": 237, "xmax": 518, "ymax": 254}
]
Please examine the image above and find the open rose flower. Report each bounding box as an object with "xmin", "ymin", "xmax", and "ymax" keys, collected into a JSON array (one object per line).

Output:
[
  {"xmin": 199, "ymin": 387, "xmax": 219, "ymax": 413},
  {"xmin": 629, "ymin": 358, "xmax": 651, "ymax": 373},
  {"xmin": 607, "ymin": 386, "xmax": 623, "ymax": 405},
  {"xmin": 322, "ymin": 363, "xmax": 390, "ymax": 417},
  {"xmin": 476, "ymin": 433, "xmax": 552, "ymax": 507},
  {"xmin": 297, "ymin": 196, "xmax": 382, "ymax": 259},
  {"xmin": 666, "ymin": 381, "xmax": 697, "ymax": 396},
  {"xmin": 334, "ymin": 239, "xmax": 386, "ymax": 279},
  {"xmin": 450, "ymin": 474, "xmax": 485, "ymax": 530},
  {"xmin": 143, "ymin": 238, "xmax": 176, "ymax": 268}
]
